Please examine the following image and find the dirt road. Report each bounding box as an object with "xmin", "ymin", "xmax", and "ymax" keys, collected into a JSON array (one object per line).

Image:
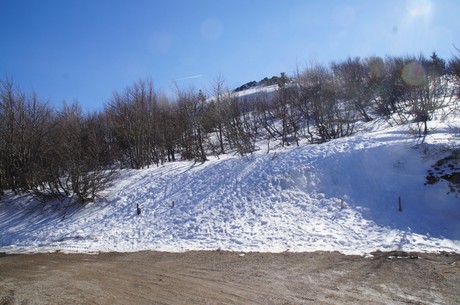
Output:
[{"xmin": 0, "ymin": 250, "xmax": 459, "ymax": 304}]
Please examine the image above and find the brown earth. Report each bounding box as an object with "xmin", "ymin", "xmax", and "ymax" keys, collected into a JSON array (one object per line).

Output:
[{"xmin": 0, "ymin": 250, "xmax": 459, "ymax": 305}]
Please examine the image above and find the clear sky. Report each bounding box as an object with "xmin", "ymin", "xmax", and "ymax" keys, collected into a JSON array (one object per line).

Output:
[{"xmin": 1, "ymin": 0, "xmax": 459, "ymax": 111}]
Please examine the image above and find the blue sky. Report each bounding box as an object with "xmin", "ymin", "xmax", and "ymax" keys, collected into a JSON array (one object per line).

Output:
[{"xmin": 1, "ymin": 0, "xmax": 459, "ymax": 110}]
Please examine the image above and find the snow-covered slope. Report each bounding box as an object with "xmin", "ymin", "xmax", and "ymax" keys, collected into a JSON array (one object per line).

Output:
[{"xmin": 1, "ymin": 122, "xmax": 459, "ymax": 255}]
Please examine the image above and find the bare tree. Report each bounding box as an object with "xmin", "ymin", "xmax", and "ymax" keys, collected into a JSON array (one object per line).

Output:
[
  {"xmin": 42, "ymin": 102, "xmax": 116, "ymax": 202},
  {"xmin": 106, "ymin": 79, "xmax": 160, "ymax": 169},
  {"xmin": 331, "ymin": 57, "xmax": 373, "ymax": 122},
  {"xmin": 404, "ymin": 53, "xmax": 455, "ymax": 135},
  {"xmin": 448, "ymin": 47, "xmax": 460, "ymax": 109},
  {"xmin": 208, "ymin": 74, "xmax": 229, "ymax": 155},
  {"xmin": 297, "ymin": 64, "xmax": 356, "ymax": 143},
  {"xmin": 175, "ymin": 87, "xmax": 207, "ymax": 162},
  {"xmin": 367, "ymin": 56, "xmax": 412, "ymax": 124},
  {"xmin": 224, "ymin": 94, "xmax": 257, "ymax": 155},
  {"xmin": 0, "ymin": 78, "xmax": 54, "ymax": 194},
  {"xmin": 157, "ymin": 94, "xmax": 179, "ymax": 162}
]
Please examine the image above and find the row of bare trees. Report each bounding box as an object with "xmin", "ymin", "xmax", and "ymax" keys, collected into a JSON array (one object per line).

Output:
[
  {"xmin": 0, "ymin": 79, "xmax": 115, "ymax": 201},
  {"xmin": 1, "ymin": 52, "xmax": 459, "ymax": 201}
]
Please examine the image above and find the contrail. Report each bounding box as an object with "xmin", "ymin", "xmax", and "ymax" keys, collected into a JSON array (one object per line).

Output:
[{"xmin": 176, "ymin": 74, "xmax": 203, "ymax": 81}]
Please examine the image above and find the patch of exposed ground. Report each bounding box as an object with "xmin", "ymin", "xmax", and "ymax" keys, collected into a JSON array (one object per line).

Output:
[
  {"xmin": 426, "ymin": 149, "xmax": 460, "ymax": 196},
  {"xmin": 0, "ymin": 251, "xmax": 459, "ymax": 305}
]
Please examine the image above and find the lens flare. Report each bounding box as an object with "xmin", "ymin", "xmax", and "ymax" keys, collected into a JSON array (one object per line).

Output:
[
  {"xmin": 368, "ymin": 59, "xmax": 385, "ymax": 79},
  {"xmin": 406, "ymin": 0, "xmax": 432, "ymax": 17},
  {"xmin": 402, "ymin": 62, "xmax": 425, "ymax": 86},
  {"xmin": 201, "ymin": 18, "xmax": 223, "ymax": 41}
]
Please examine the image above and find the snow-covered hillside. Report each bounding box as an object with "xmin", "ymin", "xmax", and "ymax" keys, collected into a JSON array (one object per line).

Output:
[{"xmin": 1, "ymin": 119, "xmax": 459, "ymax": 255}]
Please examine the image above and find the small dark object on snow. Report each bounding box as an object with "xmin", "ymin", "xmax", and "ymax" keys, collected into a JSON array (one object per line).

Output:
[{"xmin": 137, "ymin": 203, "xmax": 141, "ymax": 215}]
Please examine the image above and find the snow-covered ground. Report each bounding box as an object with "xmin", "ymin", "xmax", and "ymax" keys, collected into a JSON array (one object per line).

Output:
[{"xmin": 1, "ymin": 121, "xmax": 459, "ymax": 255}]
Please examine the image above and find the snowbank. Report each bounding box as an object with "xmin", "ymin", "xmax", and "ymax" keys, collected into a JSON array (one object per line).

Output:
[{"xmin": 1, "ymin": 122, "xmax": 459, "ymax": 255}]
